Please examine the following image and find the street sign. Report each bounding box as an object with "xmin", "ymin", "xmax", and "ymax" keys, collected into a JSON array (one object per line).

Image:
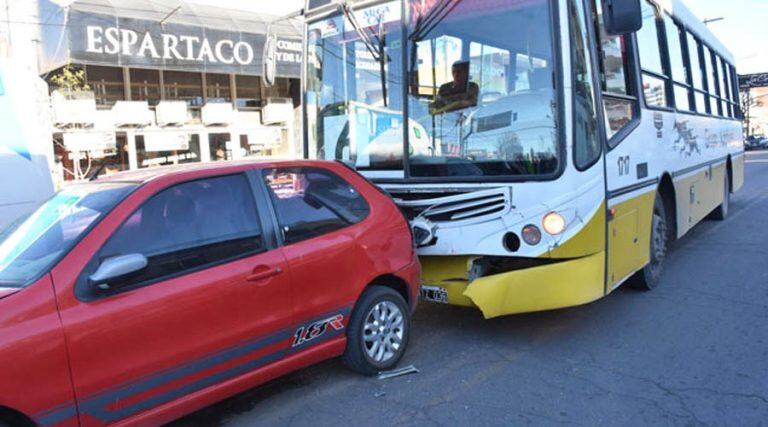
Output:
[{"xmin": 739, "ymin": 73, "xmax": 768, "ymax": 89}]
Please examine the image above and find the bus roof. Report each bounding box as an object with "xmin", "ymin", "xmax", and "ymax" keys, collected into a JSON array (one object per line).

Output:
[{"xmin": 654, "ymin": 0, "xmax": 735, "ymax": 65}]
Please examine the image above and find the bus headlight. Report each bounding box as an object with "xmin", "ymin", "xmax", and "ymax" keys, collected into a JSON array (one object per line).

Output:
[
  {"xmin": 542, "ymin": 212, "xmax": 566, "ymax": 236},
  {"xmin": 521, "ymin": 224, "xmax": 542, "ymax": 245}
]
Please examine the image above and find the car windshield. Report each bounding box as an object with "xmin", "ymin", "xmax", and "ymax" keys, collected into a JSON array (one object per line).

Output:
[
  {"xmin": 0, "ymin": 182, "xmax": 136, "ymax": 288},
  {"xmin": 305, "ymin": 0, "xmax": 560, "ymax": 179}
]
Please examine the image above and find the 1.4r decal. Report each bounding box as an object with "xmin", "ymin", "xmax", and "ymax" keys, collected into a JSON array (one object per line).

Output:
[{"xmin": 292, "ymin": 314, "xmax": 345, "ymax": 347}]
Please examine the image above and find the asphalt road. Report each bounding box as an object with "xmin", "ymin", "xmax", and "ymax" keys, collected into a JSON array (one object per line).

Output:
[{"xmin": 175, "ymin": 151, "xmax": 768, "ymax": 427}]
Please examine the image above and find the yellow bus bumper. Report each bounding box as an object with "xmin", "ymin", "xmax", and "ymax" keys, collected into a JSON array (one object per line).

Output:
[{"xmin": 421, "ymin": 252, "xmax": 606, "ymax": 319}]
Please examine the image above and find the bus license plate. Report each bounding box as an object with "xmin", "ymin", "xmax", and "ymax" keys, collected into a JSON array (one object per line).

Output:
[{"xmin": 420, "ymin": 286, "xmax": 448, "ymax": 304}]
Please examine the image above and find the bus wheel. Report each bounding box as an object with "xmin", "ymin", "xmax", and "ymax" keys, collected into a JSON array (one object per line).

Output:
[
  {"xmin": 631, "ymin": 193, "xmax": 668, "ymax": 290},
  {"xmin": 709, "ymin": 172, "xmax": 730, "ymax": 220}
]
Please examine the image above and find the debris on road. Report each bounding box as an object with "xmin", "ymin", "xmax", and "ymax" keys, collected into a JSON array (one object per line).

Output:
[
  {"xmin": 377, "ymin": 365, "xmax": 419, "ymax": 380},
  {"xmin": 373, "ymin": 391, "xmax": 386, "ymax": 397}
]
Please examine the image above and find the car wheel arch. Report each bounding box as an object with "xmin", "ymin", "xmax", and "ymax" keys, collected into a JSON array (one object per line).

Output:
[
  {"xmin": 0, "ymin": 406, "xmax": 35, "ymax": 427},
  {"xmin": 359, "ymin": 274, "xmax": 411, "ymax": 309}
]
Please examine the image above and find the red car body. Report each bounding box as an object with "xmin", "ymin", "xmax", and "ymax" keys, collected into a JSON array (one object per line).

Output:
[{"xmin": 0, "ymin": 160, "xmax": 419, "ymax": 426}]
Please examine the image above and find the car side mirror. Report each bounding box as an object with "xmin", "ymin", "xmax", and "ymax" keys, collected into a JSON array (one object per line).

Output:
[
  {"xmin": 89, "ymin": 254, "xmax": 147, "ymax": 290},
  {"xmin": 603, "ymin": 0, "xmax": 642, "ymax": 36}
]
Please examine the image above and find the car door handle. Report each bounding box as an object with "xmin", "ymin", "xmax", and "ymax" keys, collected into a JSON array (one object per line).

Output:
[{"xmin": 246, "ymin": 266, "xmax": 283, "ymax": 283}]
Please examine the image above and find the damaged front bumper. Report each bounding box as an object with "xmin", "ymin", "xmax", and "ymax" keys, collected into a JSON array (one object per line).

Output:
[{"xmin": 420, "ymin": 252, "xmax": 606, "ymax": 319}]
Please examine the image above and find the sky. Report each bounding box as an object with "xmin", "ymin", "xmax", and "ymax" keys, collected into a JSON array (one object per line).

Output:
[{"xmin": 684, "ymin": 0, "xmax": 768, "ymax": 75}]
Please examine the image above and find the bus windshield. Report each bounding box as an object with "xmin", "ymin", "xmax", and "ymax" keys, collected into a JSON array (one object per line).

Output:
[{"xmin": 305, "ymin": 0, "xmax": 560, "ymax": 179}]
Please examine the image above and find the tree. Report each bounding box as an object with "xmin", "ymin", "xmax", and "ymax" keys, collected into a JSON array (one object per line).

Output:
[
  {"xmin": 49, "ymin": 64, "xmax": 90, "ymax": 97},
  {"xmin": 742, "ymin": 89, "xmax": 766, "ymax": 138}
]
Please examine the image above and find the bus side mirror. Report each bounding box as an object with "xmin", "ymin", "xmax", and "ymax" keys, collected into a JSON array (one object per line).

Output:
[{"xmin": 603, "ymin": 0, "xmax": 642, "ymax": 36}]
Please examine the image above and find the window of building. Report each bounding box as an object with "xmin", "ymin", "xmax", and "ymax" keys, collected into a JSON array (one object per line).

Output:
[
  {"xmin": 664, "ymin": 16, "xmax": 692, "ymax": 112},
  {"xmin": 85, "ymin": 65, "xmax": 125, "ymax": 107},
  {"xmin": 136, "ymin": 134, "xmax": 201, "ymax": 168},
  {"xmin": 235, "ymin": 75, "xmax": 261, "ymax": 109},
  {"xmin": 130, "ymin": 69, "xmax": 161, "ymax": 106},
  {"xmin": 570, "ymin": 0, "xmax": 600, "ymax": 169},
  {"xmin": 262, "ymin": 77, "xmax": 290, "ymax": 99},
  {"xmin": 163, "ymin": 71, "xmax": 204, "ymax": 106},
  {"xmin": 637, "ymin": 1, "xmax": 669, "ymax": 108},
  {"xmin": 94, "ymin": 134, "xmax": 130, "ymax": 176},
  {"xmin": 263, "ymin": 167, "xmax": 369, "ymax": 245},
  {"xmin": 54, "ymin": 133, "xmax": 130, "ymax": 182},
  {"xmin": 209, "ymin": 133, "xmax": 233, "ymax": 161},
  {"xmin": 206, "ymin": 73, "xmax": 232, "ymax": 103},
  {"xmin": 97, "ymin": 174, "xmax": 264, "ymax": 290}
]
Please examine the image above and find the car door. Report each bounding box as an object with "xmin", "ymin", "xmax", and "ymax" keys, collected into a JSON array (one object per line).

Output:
[
  {"xmin": 50, "ymin": 172, "xmax": 292, "ymax": 426},
  {"xmin": 259, "ymin": 166, "xmax": 371, "ymax": 350}
]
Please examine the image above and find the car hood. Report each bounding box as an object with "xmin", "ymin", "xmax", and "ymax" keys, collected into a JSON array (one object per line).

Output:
[{"xmin": 0, "ymin": 287, "xmax": 20, "ymax": 299}]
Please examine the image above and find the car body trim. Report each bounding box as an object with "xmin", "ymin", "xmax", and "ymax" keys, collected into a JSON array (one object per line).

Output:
[{"xmin": 35, "ymin": 306, "xmax": 351, "ymax": 425}]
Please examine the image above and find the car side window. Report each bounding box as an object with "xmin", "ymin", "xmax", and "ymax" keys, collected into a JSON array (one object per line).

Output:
[
  {"xmin": 97, "ymin": 174, "xmax": 264, "ymax": 288},
  {"xmin": 263, "ymin": 167, "xmax": 370, "ymax": 245}
]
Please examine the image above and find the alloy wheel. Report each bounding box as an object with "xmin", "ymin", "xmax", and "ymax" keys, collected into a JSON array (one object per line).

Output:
[{"xmin": 362, "ymin": 301, "xmax": 404, "ymax": 363}]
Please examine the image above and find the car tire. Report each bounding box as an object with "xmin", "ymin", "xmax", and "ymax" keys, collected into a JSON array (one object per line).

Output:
[
  {"xmin": 630, "ymin": 192, "xmax": 668, "ymax": 291},
  {"xmin": 342, "ymin": 286, "xmax": 410, "ymax": 376},
  {"xmin": 709, "ymin": 172, "xmax": 730, "ymax": 221}
]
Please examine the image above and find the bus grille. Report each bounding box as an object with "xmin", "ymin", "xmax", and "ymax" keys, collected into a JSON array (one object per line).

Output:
[{"xmin": 386, "ymin": 187, "xmax": 512, "ymax": 223}]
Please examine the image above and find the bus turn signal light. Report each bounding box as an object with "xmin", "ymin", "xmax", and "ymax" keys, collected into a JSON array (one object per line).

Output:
[{"xmin": 542, "ymin": 212, "xmax": 566, "ymax": 236}]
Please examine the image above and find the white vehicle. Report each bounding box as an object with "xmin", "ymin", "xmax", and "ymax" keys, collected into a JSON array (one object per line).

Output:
[
  {"xmin": 299, "ymin": 0, "xmax": 744, "ymax": 318},
  {"xmin": 0, "ymin": 60, "xmax": 55, "ymax": 233}
]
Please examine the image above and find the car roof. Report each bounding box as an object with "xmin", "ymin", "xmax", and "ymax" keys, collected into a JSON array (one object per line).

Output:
[{"xmin": 95, "ymin": 159, "xmax": 336, "ymax": 184}]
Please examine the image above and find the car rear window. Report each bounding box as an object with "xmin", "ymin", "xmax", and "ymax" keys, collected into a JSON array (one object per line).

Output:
[{"xmin": 263, "ymin": 167, "xmax": 370, "ymax": 245}]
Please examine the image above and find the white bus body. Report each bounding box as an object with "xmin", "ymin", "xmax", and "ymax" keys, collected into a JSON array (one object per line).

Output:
[
  {"xmin": 302, "ymin": 0, "xmax": 744, "ymax": 318},
  {"xmin": 0, "ymin": 60, "xmax": 55, "ymax": 232}
]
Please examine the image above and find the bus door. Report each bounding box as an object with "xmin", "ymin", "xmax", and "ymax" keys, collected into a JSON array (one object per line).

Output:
[{"xmin": 589, "ymin": 0, "xmax": 650, "ymax": 290}]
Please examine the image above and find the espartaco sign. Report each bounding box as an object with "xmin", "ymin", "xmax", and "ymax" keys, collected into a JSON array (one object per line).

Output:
[
  {"xmin": 85, "ymin": 26, "xmax": 257, "ymax": 65},
  {"xmin": 67, "ymin": 11, "xmax": 302, "ymax": 77}
]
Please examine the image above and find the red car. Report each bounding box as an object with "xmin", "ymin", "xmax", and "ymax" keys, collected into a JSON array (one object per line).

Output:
[{"xmin": 0, "ymin": 160, "xmax": 419, "ymax": 426}]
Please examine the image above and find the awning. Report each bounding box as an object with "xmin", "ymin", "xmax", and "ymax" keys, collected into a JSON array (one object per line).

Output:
[{"xmin": 39, "ymin": 0, "xmax": 303, "ymax": 77}]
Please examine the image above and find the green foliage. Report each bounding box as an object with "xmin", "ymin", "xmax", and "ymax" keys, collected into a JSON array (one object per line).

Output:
[{"xmin": 50, "ymin": 64, "xmax": 90, "ymax": 94}]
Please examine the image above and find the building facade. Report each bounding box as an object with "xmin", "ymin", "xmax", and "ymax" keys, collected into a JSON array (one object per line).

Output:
[
  {"xmin": 39, "ymin": 0, "xmax": 304, "ymax": 184},
  {"xmin": 739, "ymin": 73, "xmax": 768, "ymax": 138}
]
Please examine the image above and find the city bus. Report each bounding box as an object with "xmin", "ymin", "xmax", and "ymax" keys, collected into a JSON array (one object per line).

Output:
[{"xmin": 295, "ymin": 0, "xmax": 745, "ymax": 318}]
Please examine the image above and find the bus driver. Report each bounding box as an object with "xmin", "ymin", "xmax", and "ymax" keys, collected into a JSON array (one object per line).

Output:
[{"xmin": 431, "ymin": 61, "xmax": 479, "ymax": 113}]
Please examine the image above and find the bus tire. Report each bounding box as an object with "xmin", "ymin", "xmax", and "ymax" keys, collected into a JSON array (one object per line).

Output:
[
  {"xmin": 342, "ymin": 286, "xmax": 410, "ymax": 376},
  {"xmin": 709, "ymin": 172, "xmax": 730, "ymax": 221},
  {"xmin": 630, "ymin": 192, "xmax": 668, "ymax": 291}
]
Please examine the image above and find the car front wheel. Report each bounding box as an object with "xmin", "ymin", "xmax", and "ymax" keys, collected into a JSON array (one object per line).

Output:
[{"xmin": 342, "ymin": 286, "xmax": 410, "ymax": 376}]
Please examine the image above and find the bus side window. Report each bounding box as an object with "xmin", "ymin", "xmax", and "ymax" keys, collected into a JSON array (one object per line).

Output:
[{"xmin": 591, "ymin": 0, "xmax": 639, "ymax": 144}]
